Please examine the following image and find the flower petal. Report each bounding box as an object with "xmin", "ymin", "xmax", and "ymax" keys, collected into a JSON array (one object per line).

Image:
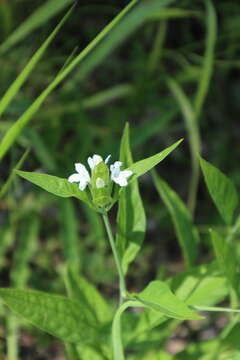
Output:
[
  {"xmin": 96, "ymin": 177, "xmax": 105, "ymax": 189},
  {"xmin": 87, "ymin": 157, "xmax": 94, "ymax": 170},
  {"xmin": 92, "ymin": 154, "xmax": 103, "ymax": 166},
  {"xmin": 113, "ymin": 175, "xmax": 128, "ymax": 187},
  {"xmin": 105, "ymin": 154, "xmax": 111, "ymax": 164},
  {"xmin": 79, "ymin": 180, "xmax": 88, "ymax": 191},
  {"xmin": 121, "ymin": 170, "xmax": 133, "ymax": 179},
  {"xmin": 68, "ymin": 173, "xmax": 81, "ymax": 183},
  {"xmin": 75, "ymin": 163, "xmax": 90, "ymax": 181}
]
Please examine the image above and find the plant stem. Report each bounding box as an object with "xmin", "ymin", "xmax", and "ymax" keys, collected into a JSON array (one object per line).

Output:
[{"xmin": 102, "ymin": 213, "xmax": 126, "ymax": 304}]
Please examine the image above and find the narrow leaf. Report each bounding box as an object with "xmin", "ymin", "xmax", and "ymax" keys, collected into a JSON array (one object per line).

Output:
[
  {"xmin": 0, "ymin": 0, "xmax": 72, "ymax": 55},
  {"xmin": 133, "ymin": 281, "xmax": 202, "ymax": 320},
  {"xmin": 127, "ymin": 139, "xmax": 183, "ymax": 180},
  {"xmin": 199, "ymin": 157, "xmax": 238, "ymax": 224},
  {"xmin": 152, "ymin": 172, "xmax": 198, "ymax": 268},
  {"xmin": 116, "ymin": 123, "xmax": 146, "ymax": 273},
  {"xmin": 0, "ymin": 0, "xmax": 174, "ymax": 161},
  {"xmin": 16, "ymin": 170, "xmax": 91, "ymax": 206},
  {"xmin": 0, "ymin": 288, "xmax": 99, "ymax": 344},
  {"xmin": 0, "ymin": 4, "xmax": 74, "ymax": 116}
]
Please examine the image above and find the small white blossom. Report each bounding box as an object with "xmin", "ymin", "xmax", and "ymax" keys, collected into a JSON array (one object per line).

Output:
[
  {"xmin": 110, "ymin": 161, "xmax": 133, "ymax": 187},
  {"xmin": 87, "ymin": 154, "xmax": 111, "ymax": 170},
  {"xmin": 68, "ymin": 163, "xmax": 90, "ymax": 191},
  {"xmin": 96, "ymin": 177, "xmax": 105, "ymax": 189},
  {"xmin": 68, "ymin": 154, "xmax": 132, "ymax": 193}
]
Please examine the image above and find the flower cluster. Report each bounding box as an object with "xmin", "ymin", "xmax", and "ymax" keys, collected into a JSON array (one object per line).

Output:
[{"xmin": 68, "ymin": 154, "xmax": 133, "ymax": 192}]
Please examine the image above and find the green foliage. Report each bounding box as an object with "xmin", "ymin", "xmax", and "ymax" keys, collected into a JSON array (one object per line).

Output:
[
  {"xmin": 1, "ymin": 0, "xmax": 240, "ymax": 358},
  {"xmin": 116, "ymin": 123, "xmax": 146, "ymax": 273},
  {"xmin": 16, "ymin": 170, "xmax": 91, "ymax": 205},
  {"xmin": 0, "ymin": 288, "xmax": 99, "ymax": 344},
  {"xmin": 128, "ymin": 139, "xmax": 183, "ymax": 180},
  {"xmin": 153, "ymin": 172, "xmax": 199, "ymax": 268},
  {"xmin": 132, "ymin": 280, "xmax": 202, "ymax": 320},
  {"xmin": 199, "ymin": 157, "xmax": 239, "ymax": 224},
  {"xmin": 210, "ymin": 230, "xmax": 238, "ymax": 288}
]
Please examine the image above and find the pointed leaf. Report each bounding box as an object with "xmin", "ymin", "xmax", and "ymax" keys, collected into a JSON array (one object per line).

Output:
[
  {"xmin": 199, "ymin": 157, "xmax": 238, "ymax": 224},
  {"xmin": 0, "ymin": 5, "xmax": 74, "ymax": 117},
  {"xmin": 116, "ymin": 123, "xmax": 146, "ymax": 273},
  {"xmin": 16, "ymin": 170, "xmax": 91, "ymax": 206},
  {"xmin": 152, "ymin": 172, "xmax": 198, "ymax": 268},
  {"xmin": 127, "ymin": 139, "xmax": 183, "ymax": 180},
  {"xmin": 0, "ymin": 288, "xmax": 99, "ymax": 344},
  {"xmin": 133, "ymin": 281, "xmax": 202, "ymax": 320}
]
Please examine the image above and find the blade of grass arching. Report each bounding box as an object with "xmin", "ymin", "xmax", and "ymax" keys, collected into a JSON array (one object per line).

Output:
[
  {"xmin": 59, "ymin": 199, "xmax": 81, "ymax": 273},
  {"xmin": 194, "ymin": 0, "xmax": 217, "ymax": 119},
  {"xmin": 0, "ymin": 148, "xmax": 30, "ymax": 199},
  {"xmin": 0, "ymin": 0, "xmax": 72, "ymax": 55},
  {"xmin": 148, "ymin": 20, "xmax": 168, "ymax": 74},
  {"xmin": 0, "ymin": 0, "xmax": 174, "ymax": 161},
  {"xmin": 149, "ymin": 8, "xmax": 201, "ymax": 21},
  {"xmin": 167, "ymin": 77, "xmax": 201, "ymax": 215},
  {"xmin": 7, "ymin": 213, "xmax": 39, "ymax": 360},
  {"xmin": 0, "ymin": 4, "xmax": 75, "ymax": 117}
]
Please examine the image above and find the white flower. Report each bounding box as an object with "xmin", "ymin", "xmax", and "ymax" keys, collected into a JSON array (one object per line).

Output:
[
  {"xmin": 68, "ymin": 154, "xmax": 132, "ymax": 192},
  {"xmin": 110, "ymin": 161, "xmax": 133, "ymax": 187},
  {"xmin": 96, "ymin": 177, "xmax": 105, "ymax": 189},
  {"xmin": 68, "ymin": 163, "xmax": 90, "ymax": 191},
  {"xmin": 87, "ymin": 154, "xmax": 111, "ymax": 170}
]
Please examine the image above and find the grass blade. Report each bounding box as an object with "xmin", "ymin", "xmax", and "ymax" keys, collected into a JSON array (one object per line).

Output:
[
  {"xmin": 0, "ymin": 0, "xmax": 174, "ymax": 161},
  {"xmin": 194, "ymin": 0, "xmax": 217, "ymax": 119},
  {"xmin": 0, "ymin": 0, "xmax": 72, "ymax": 55},
  {"xmin": 167, "ymin": 77, "xmax": 201, "ymax": 215},
  {"xmin": 0, "ymin": 4, "xmax": 75, "ymax": 117}
]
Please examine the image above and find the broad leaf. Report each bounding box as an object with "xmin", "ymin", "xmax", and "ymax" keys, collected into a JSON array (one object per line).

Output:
[
  {"xmin": 199, "ymin": 157, "xmax": 238, "ymax": 224},
  {"xmin": 0, "ymin": 288, "xmax": 99, "ymax": 344},
  {"xmin": 116, "ymin": 123, "xmax": 146, "ymax": 273},
  {"xmin": 132, "ymin": 281, "xmax": 202, "ymax": 320},
  {"xmin": 210, "ymin": 229, "xmax": 237, "ymax": 287},
  {"xmin": 16, "ymin": 170, "xmax": 91, "ymax": 206},
  {"xmin": 65, "ymin": 267, "xmax": 111, "ymax": 324},
  {"xmin": 127, "ymin": 139, "xmax": 183, "ymax": 180},
  {"xmin": 153, "ymin": 172, "xmax": 198, "ymax": 268}
]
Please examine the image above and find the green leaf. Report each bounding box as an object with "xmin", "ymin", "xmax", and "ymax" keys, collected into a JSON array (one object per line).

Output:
[
  {"xmin": 0, "ymin": 0, "xmax": 72, "ymax": 55},
  {"xmin": 116, "ymin": 123, "xmax": 146, "ymax": 273},
  {"xmin": 127, "ymin": 139, "xmax": 183, "ymax": 180},
  {"xmin": 0, "ymin": 288, "xmax": 99, "ymax": 344},
  {"xmin": 169, "ymin": 263, "xmax": 229, "ymax": 307},
  {"xmin": 194, "ymin": 0, "xmax": 217, "ymax": 119},
  {"xmin": 0, "ymin": 5, "xmax": 74, "ymax": 117},
  {"xmin": 152, "ymin": 172, "xmax": 198, "ymax": 268},
  {"xmin": 210, "ymin": 229, "xmax": 237, "ymax": 287},
  {"xmin": 199, "ymin": 157, "xmax": 238, "ymax": 224},
  {"xmin": 65, "ymin": 266, "xmax": 111, "ymax": 324},
  {"xmin": 0, "ymin": 0, "xmax": 174, "ymax": 161},
  {"xmin": 133, "ymin": 281, "xmax": 202, "ymax": 320},
  {"xmin": 16, "ymin": 170, "xmax": 91, "ymax": 206},
  {"xmin": 0, "ymin": 148, "xmax": 30, "ymax": 199}
]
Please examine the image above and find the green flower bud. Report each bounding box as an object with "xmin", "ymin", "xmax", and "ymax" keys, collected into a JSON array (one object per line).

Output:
[{"xmin": 91, "ymin": 161, "xmax": 112, "ymax": 207}]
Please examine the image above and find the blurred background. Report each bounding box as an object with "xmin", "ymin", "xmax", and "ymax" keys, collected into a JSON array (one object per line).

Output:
[{"xmin": 0, "ymin": 0, "xmax": 239, "ymax": 358}]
